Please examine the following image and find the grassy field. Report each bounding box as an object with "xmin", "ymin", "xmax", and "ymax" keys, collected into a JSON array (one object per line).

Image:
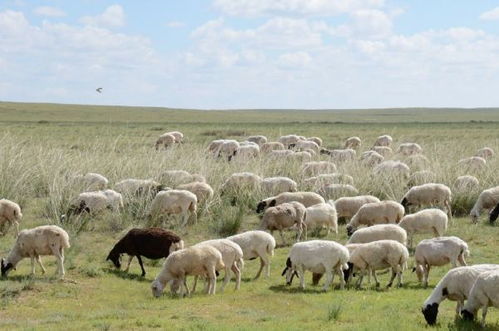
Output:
[{"xmin": 0, "ymin": 102, "xmax": 498, "ymax": 330}]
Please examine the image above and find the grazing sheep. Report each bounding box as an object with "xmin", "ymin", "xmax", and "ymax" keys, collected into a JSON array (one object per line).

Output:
[
  {"xmin": 1, "ymin": 225, "xmax": 70, "ymax": 279},
  {"xmin": 397, "ymin": 142, "xmax": 423, "ymax": 156},
  {"xmin": 279, "ymin": 134, "xmax": 302, "ymax": 148},
  {"xmin": 321, "ymin": 148, "xmax": 356, "ymax": 162},
  {"xmin": 304, "ymin": 173, "xmax": 354, "ymax": 187},
  {"xmin": 107, "ymin": 228, "xmax": 184, "ymax": 276},
  {"xmin": 334, "ymin": 195, "xmax": 381, "ymax": 221},
  {"xmin": 227, "ymin": 230, "xmax": 276, "ymax": 279},
  {"xmin": 151, "ymin": 246, "xmax": 225, "ymax": 297},
  {"xmin": 470, "ymin": 186, "xmax": 499, "ymax": 223},
  {"xmin": 149, "ymin": 190, "xmax": 197, "ymax": 226},
  {"xmin": 373, "ymin": 134, "xmax": 393, "ymax": 147},
  {"xmin": 399, "ymin": 209, "xmax": 448, "ymax": 248},
  {"xmin": 267, "ymin": 150, "xmax": 294, "ymax": 159},
  {"xmin": 293, "ymin": 140, "xmax": 320, "ymax": 154},
  {"xmin": 373, "ymin": 160, "xmax": 410, "ymax": 179},
  {"xmin": 155, "ymin": 133, "xmax": 176, "ymax": 150},
  {"xmin": 262, "ymin": 177, "xmax": 297, "ymax": 195},
  {"xmin": 344, "ymin": 136, "xmax": 362, "ymax": 149},
  {"xmin": 372, "ymin": 146, "xmax": 393, "ymax": 157},
  {"xmin": 160, "ymin": 170, "xmax": 206, "ymax": 187},
  {"xmin": 347, "ymin": 224, "xmax": 407, "ymax": 246},
  {"xmin": 346, "ymin": 200, "xmax": 405, "ymax": 236},
  {"xmin": 304, "ymin": 201, "xmax": 338, "ymax": 236},
  {"xmin": 414, "ymin": 236, "xmax": 469, "ymax": 287},
  {"xmin": 421, "ymin": 264, "xmax": 499, "ymax": 325},
  {"xmin": 489, "ymin": 203, "xmax": 499, "ymax": 224},
  {"xmin": 461, "ymin": 269, "xmax": 499, "ymax": 326},
  {"xmin": 261, "ymin": 141, "xmax": 285, "ymax": 153},
  {"xmin": 115, "ymin": 179, "xmax": 164, "ymax": 196},
  {"xmin": 256, "ymin": 192, "xmax": 325, "ymax": 213},
  {"xmin": 260, "ymin": 201, "xmax": 307, "ymax": 245},
  {"xmin": 176, "ymin": 181, "xmax": 214, "ymax": 204},
  {"xmin": 405, "ymin": 154, "xmax": 430, "ymax": 171},
  {"xmin": 79, "ymin": 172, "xmax": 109, "ymax": 190},
  {"xmin": 302, "ymin": 161, "xmax": 337, "ymax": 176},
  {"xmin": 408, "ymin": 170, "xmax": 436, "ymax": 187},
  {"xmin": 166, "ymin": 131, "xmax": 184, "ymax": 143},
  {"xmin": 317, "ymin": 184, "xmax": 359, "ymax": 200},
  {"xmin": 476, "ymin": 147, "xmax": 494, "ymax": 159},
  {"xmin": 207, "ymin": 139, "xmax": 226, "ymax": 156},
  {"xmin": 454, "ymin": 175, "xmax": 479, "ymax": 192},
  {"xmin": 65, "ymin": 191, "xmax": 109, "ymax": 219},
  {"xmin": 282, "ymin": 240, "xmax": 349, "ymax": 291},
  {"xmin": 0, "ymin": 199, "xmax": 22, "ymax": 236},
  {"xmin": 345, "ymin": 240, "xmax": 409, "ymax": 288},
  {"xmin": 247, "ymin": 135, "xmax": 267, "ymax": 146},
  {"xmin": 400, "ymin": 183, "xmax": 452, "ymax": 219},
  {"xmin": 235, "ymin": 143, "xmax": 260, "ymax": 160},
  {"xmin": 217, "ymin": 140, "xmax": 240, "ymax": 161},
  {"xmin": 360, "ymin": 151, "xmax": 384, "ymax": 167},
  {"xmin": 101, "ymin": 189, "xmax": 124, "ymax": 211},
  {"xmin": 221, "ymin": 172, "xmax": 263, "ymax": 194},
  {"xmin": 458, "ymin": 156, "xmax": 486, "ymax": 171},
  {"xmin": 193, "ymin": 239, "xmax": 244, "ymax": 292},
  {"xmin": 306, "ymin": 137, "xmax": 323, "ymax": 146},
  {"xmin": 287, "ymin": 151, "xmax": 312, "ymax": 163}
]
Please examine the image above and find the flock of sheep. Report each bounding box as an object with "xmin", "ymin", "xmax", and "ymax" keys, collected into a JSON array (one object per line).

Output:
[{"xmin": 1, "ymin": 130, "xmax": 499, "ymax": 327}]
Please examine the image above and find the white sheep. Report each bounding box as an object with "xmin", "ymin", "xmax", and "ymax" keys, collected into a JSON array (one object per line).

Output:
[
  {"xmin": 461, "ymin": 269, "xmax": 499, "ymax": 326},
  {"xmin": 293, "ymin": 140, "xmax": 320, "ymax": 154},
  {"xmin": 161, "ymin": 170, "xmax": 206, "ymax": 186},
  {"xmin": 470, "ymin": 186, "xmax": 499, "ymax": 223},
  {"xmin": 398, "ymin": 209, "xmax": 448, "ymax": 248},
  {"xmin": 360, "ymin": 151, "xmax": 384, "ymax": 167},
  {"xmin": 302, "ymin": 161, "xmax": 337, "ymax": 176},
  {"xmin": 151, "ymin": 246, "xmax": 225, "ymax": 297},
  {"xmin": 454, "ymin": 175, "xmax": 479, "ymax": 192},
  {"xmin": 115, "ymin": 179, "xmax": 164, "ymax": 196},
  {"xmin": 282, "ymin": 240, "xmax": 349, "ymax": 291},
  {"xmin": 347, "ymin": 224, "xmax": 407, "ymax": 246},
  {"xmin": 458, "ymin": 156, "xmax": 486, "ymax": 171},
  {"xmin": 346, "ymin": 200, "xmax": 405, "ymax": 236},
  {"xmin": 373, "ymin": 160, "xmax": 410, "ymax": 179},
  {"xmin": 1, "ymin": 225, "xmax": 70, "ymax": 279},
  {"xmin": 260, "ymin": 201, "xmax": 307, "ymax": 245},
  {"xmin": 207, "ymin": 139, "xmax": 225, "ymax": 155},
  {"xmin": 193, "ymin": 239, "xmax": 244, "ymax": 292},
  {"xmin": 261, "ymin": 142, "xmax": 285, "ymax": 153},
  {"xmin": 414, "ymin": 236, "xmax": 469, "ymax": 287},
  {"xmin": 397, "ymin": 142, "xmax": 423, "ymax": 156},
  {"xmin": 66, "ymin": 191, "xmax": 109, "ymax": 218},
  {"xmin": 372, "ymin": 146, "xmax": 393, "ymax": 157},
  {"xmin": 346, "ymin": 239, "xmax": 409, "ymax": 288},
  {"xmin": 262, "ymin": 177, "xmax": 297, "ymax": 195},
  {"xmin": 306, "ymin": 137, "xmax": 323, "ymax": 146},
  {"xmin": 344, "ymin": 136, "xmax": 361, "ymax": 149},
  {"xmin": 101, "ymin": 189, "xmax": 124, "ymax": 211},
  {"xmin": 247, "ymin": 135, "xmax": 267, "ymax": 146},
  {"xmin": 256, "ymin": 191, "xmax": 325, "ymax": 213},
  {"xmin": 149, "ymin": 190, "xmax": 197, "ymax": 226},
  {"xmin": 176, "ymin": 181, "xmax": 214, "ymax": 205},
  {"xmin": 267, "ymin": 149, "xmax": 294, "ymax": 159},
  {"xmin": 166, "ymin": 131, "xmax": 184, "ymax": 143},
  {"xmin": 0, "ymin": 199, "xmax": 22, "ymax": 236},
  {"xmin": 408, "ymin": 170, "xmax": 436, "ymax": 186},
  {"xmin": 322, "ymin": 148, "xmax": 356, "ymax": 163},
  {"xmin": 373, "ymin": 134, "xmax": 393, "ymax": 147},
  {"xmin": 235, "ymin": 144, "xmax": 260, "ymax": 160},
  {"xmin": 279, "ymin": 134, "xmax": 302, "ymax": 148},
  {"xmin": 303, "ymin": 173, "xmax": 355, "ymax": 188},
  {"xmin": 216, "ymin": 140, "xmax": 240, "ymax": 161},
  {"xmin": 80, "ymin": 172, "xmax": 109, "ymax": 190},
  {"xmin": 286, "ymin": 151, "xmax": 312, "ymax": 163},
  {"xmin": 421, "ymin": 264, "xmax": 499, "ymax": 325},
  {"xmin": 221, "ymin": 172, "xmax": 263, "ymax": 194},
  {"xmin": 401, "ymin": 183, "xmax": 452, "ymax": 219},
  {"xmin": 155, "ymin": 133, "xmax": 176, "ymax": 150},
  {"xmin": 475, "ymin": 147, "xmax": 494, "ymax": 159},
  {"xmin": 317, "ymin": 184, "xmax": 359, "ymax": 200},
  {"xmin": 405, "ymin": 154, "xmax": 430, "ymax": 171},
  {"xmin": 334, "ymin": 195, "xmax": 381, "ymax": 221},
  {"xmin": 304, "ymin": 201, "xmax": 338, "ymax": 236},
  {"xmin": 227, "ymin": 230, "xmax": 276, "ymax": 279}
]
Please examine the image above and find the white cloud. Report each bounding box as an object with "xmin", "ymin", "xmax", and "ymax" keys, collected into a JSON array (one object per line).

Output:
[
  {"xmin": 350, "ymin": 9, "xmax": 392, "ymax": 37},
  {"xmin": 80, "ymin": 5, "xmax": 125, "ymax": 28},
  {"xmin": 480, "ymin": 7, "xmax": 499, "ymax": 20},
  {"xmin": 278, "ymin": 51, "xmax": 311, "ymax": 67},
  {"xmin": 34, "ymin": 6, "xmax": 66, "ymax": 17},
  {"xmin": 166, "ymin": 21, "xmax": 185, "ymax": 28}
]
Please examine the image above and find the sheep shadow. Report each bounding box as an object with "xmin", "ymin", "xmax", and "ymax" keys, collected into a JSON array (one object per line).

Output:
[
  {"xmin": 268, "ymin": 284, "xmax": 329, "ymax": 294},
  {"xmin": 104, "ymin": 268, "xmax": 151, "ymax": 282},
  {"xmin": 448, "ymin": 318, "xmax": 499, "ymax": 331}
]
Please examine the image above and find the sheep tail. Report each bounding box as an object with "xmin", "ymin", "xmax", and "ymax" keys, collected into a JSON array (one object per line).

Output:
[
  {"xmin": 267, "ymin": 242, "xmax": 274, "ymax": 257},
  {"xmin": 61, "ymin": 231, "xmax": 71, "ymax": 249}
]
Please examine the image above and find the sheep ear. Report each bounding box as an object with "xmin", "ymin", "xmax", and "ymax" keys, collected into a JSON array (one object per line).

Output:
[
  {"xmin": 269, "ymin": 200, "xmax": 276, "ymax": 207},
  {"xmin": 281, "ymin": 267, "xmax": 288, "ymax": 276}
]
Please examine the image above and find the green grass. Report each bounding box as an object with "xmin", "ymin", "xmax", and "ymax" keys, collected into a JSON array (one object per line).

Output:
[{"xmin": 0, "ymin": 102, "xmax": 498, "ymax": 330}]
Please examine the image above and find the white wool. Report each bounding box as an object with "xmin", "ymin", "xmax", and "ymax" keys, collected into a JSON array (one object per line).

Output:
[
  {"xmin": 261, "ymin": 142, "xmax": 285, "ymax": 153},
  {"xmin": 462, "ymin": 269, "xmax": 499, "ymax": 326},
  {"xmin": 260, "ymin": 201, "xmax": 307, "ymax": 245},
  {"xmin": 347, "ymin": 224, "xmax": 407, "ymax": 246},
  {"xmin": 222, "ymin": 172, "xmax": 263, "ymax": 193},
  {"xmin": 262, "ymin": 177, "xmax": 297, "ymax": 195},
  {"xmin": 346, "ymin": 200, "xmax": 405, "ymax": 234},
  {"xmin": 0, "ymin": 199, "xmax": 22, "ymax": 236},
  {"xmin": 81, "ymin": 172, "xmax": 109, "ymax": 190},
  {"xmin": 334, "ymin": 195, "xmax": 380, "ymax": 220},
  {"xmin": 397, "ymin": 142, "xmax": 423, "ymax": 156},
  {"xmin": 345, "ymin": 136, "xmax": 362, "ymax": 149},
  {"xmin": 149, "ymin": 190, "xmax": 198, "ymax": 226},
  {"xmin": 470, "ymin": 186, "xmax": 499, "ymax": 223},
  {"xmin": 247, "ymin": 135, "xmax": 267, "ymax": 146},
  {"xmin": 373, "ymin": 135, "xmax": 393, "ymax": 147},
  {"xmin": 475, "ymin": 147, "xmax": 494, "ymax": 159},
  {"xmin": 401, "ymin": 183, "xmax": 452, "ymax": 219},
  {"xmin": 454, "ymin": 175, "xmax": 479, "ymax": 192},
  {"xmin": 302, "ymin": 161, "xmax": 337, "ymax": 176},
  {"xmin": 176, "ymin": 181, "xmax": 214, "ymax": 204},
  {"xmin": 317, "ymin": 184, "xmax": 359, "ymax": 200},
  {"xmin": 373, "ymin": 160, "xmax": 410, "ymax": 179},
  {"xmin": 304, "ymin": 201, "xmax": 338, "ymax": 236},
  {"xmin": 399, "ymin": 208, "xmax": 448, "ymax": 248}
]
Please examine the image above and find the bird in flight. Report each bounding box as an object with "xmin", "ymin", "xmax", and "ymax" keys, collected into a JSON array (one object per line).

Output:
[{"xmin": 96, "ymin": 87, "xmax": 103, "ymax": 93}]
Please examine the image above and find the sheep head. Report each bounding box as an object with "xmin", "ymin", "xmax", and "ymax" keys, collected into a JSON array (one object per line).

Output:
[
  {"xmin": 106, "ymin": 251, "xmax": 121, "ymax": 269},
  {"xmin": 422, "ymin": 303, "xmax": 439, "ymax": 325},
  {"xmin": 1, "ymin": 258, "xmax": 14, "ymax": 277},
  {"xmin": 281, "ymin": 257, "xmax": 298, "ymax": 285},
  {"xmin": 151, "ymin": 279, "xmax": 165, "ymax": 298},
  {"xmin": 461, "ymin": 309, "xmax": 475, "ymax": 322}
]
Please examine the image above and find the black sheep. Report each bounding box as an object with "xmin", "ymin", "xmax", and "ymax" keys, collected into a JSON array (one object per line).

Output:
[{"xmin": 106, "ymin": 227, "xmax": 183, "ymax": 276}]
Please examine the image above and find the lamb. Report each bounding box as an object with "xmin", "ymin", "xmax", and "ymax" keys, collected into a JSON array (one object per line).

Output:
[
  {"xmin": 247, "ymin": 135, "xmax": 267, "ymax": 146},
  {"xmin": 421, "ymin": 264, "xmax": 499, "ymax": 325},
  {"xmin": 227, "ymin": 230, "xmax": 276, "ymax": 279},
  {"xmin": 373, "ymin": 160, "xmax": 410, "ymax": 179},
  {"xmin": 279, "ymin": 134, "xmax": 302, "ymax": 148},
  {"xmin": 400, "ymin": 183, "xmax": 452, "ymax": 219},
  {"xmin": 176, "ymin": 181, "xmax": 214, "ymax": 204},
  {"xmin": 360, "ymin": 151, "xmax": 384, "ymax": 167},
  {"xmin": 302, "ymin": 161, "xmax": 337, "ymax": 176},
  {"xmin": 408, "ymin": 170, "xmax": 436, "ymax": 187},
  {"xmin": 1, "ymin": 225, "xmax": 70, "ymax": 279},
  {"xmin": 458, "ymin": 156, "xmax": 486, "ymax": 171},
  {"xmin": 286, "ymin": 151, "xmax": 312, "ymax": 163},
  {"xmin": 0, "ymin": 199, "xmax": 22, "ymax": 236},
  {"xmin": 106, "ymin": 228, "xmax": 184, "ymax": 276},
  {"xmin": 317, "ymin": 184, "xmax": 359, "ymax": 200},
  {"xmin": 346, "ymin": 200, "xmax": 405, "ymax": 236},
  {"xmin": 256, "ymin": 191, "xmax": 325, "ymax": 213},
  {"xmin": 306, "ymin": 137, "xmax": 323, "ymax": 146},
  {"xmin": 261, "ymin": 141, "xmax": 285, "ymax": 153},
  {"xmin": 262, "ymin": 177, "xmax": 298, "ymax": 195},
  {"xmin": 414, "ymin": 236, "xmax": 469, "ymax": 287},
  {"xmin": 372, "ymin": 146, "xmax": 393, "ymax": 157},
  {"xmin": 235, "ymin": 144, "xmax": 260, "ymax": 160},
  {"xmin": 321, "ymin": 148, "xmax": 356, "ymax": 162},
  {"xmin": 345, "ymin": 240, "xmax": 408, "ymax": 288},
  {"xmin": 304, "ymin": 201, "xmax": 338, "ymax": 236},
  {"xmin": 155, "ymin": 133, "xmax": 176, "ymax": 150},
  {"xmin": 461, "ymin": 269, "xmax": 499, "ymax": 326},
  {"xmin": 221, "ymin": 172, "xmax": 263, "ymax": 194},
  {"xmin": 151, "ymin": 246, "xmax": 225, "ymax": 297},
  {"xmin": 397, "ymin": 142, "xmax": 423, "ymax": 156},
  {"xmin": 475, "ymin": 147, "xmax": 494, "ymax": 159},
  {"xmin": 160, "ymin": 170, "xmax": 206, "ymax": 187},
  {"xmin": 79, "ymin": 172, "xmax": 109, "ymax": 190},
  {"xmin": 347, "ymin": 224, "xmax": 407, "ymax": 246},
  {"xmin": 470, "ymin": 186, "xmax": 499, "ymax": 223},
  {"xmin": 398, "ymin": 209, "xmax": 448, "ymax": 248},
  {"xmin": 344, "ymin": 136, "xmax": 361, "ymax": 149},
  {"xmin": 114, "ymin": 179, "xmax": 164, "ymax": 196},
  {"xmin": 149, "ymin": 190, "xmax": 197, "ymax": 226},
  {"xmin": 293, "ymin": 140, "xmax": 320, "ymax": 154},
  {"xmin": 282, "ymin": 240, "xmax": 349, "ymax": 291},
  {"xmin": 373, "ymin": 134, "xmax": 393, "ymax": 147},
  {"xmin": 260, "ymin": 201, "xmax": 307, "ymax": 245},
  {"xmin": 453, "ymin": 175, "xmax": 479, "ymax": 192},
  {"xmin": 334, "ymin": 195, "xmax": 380, "ymax": 221},
  {"xmin": 303, "ymin": 173, "xmax": 354, "ymax": 188},
  {"xmin": 193, "ymin": 239, "xmax": 244, "ymax": 292}
]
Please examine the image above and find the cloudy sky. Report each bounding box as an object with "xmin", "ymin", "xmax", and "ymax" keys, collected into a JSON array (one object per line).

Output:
[{"xmin": 1, "ymin": 0, "xmax": 499, "ymax": 109}]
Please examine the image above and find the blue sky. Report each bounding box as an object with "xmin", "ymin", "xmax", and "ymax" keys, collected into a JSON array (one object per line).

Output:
[{"xmin": 1, "ymin": 0, "xmax": 499, "ymax": 109}]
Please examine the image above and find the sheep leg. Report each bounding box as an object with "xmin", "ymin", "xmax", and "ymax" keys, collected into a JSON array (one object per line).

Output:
[
  {"xmin": 36, "ymin": 255, "xmax": 46, "ymax": 275},
  {"xmin": 355, "ymin": 272, "xmax": 364, "ymax": 289},
  {"xmin": 124, "ymin": 255, "xmax": 134, "ymax": 272},
  {"xmin": 231, "ymin": 263, "xmax": 241, "ymax": 290},
  {"xmin": 337, "ymin": 266, "xmax": 345, "ymax": 290},
  {"xmin": 423, "ymin": 265, "xmax": 430, "ymax": 288},
  {"xmin": 30, "ymin": 257, "xmax": 36, "ymax": 275},
  {"xmin": 298, "ymin": 266, "xmax": 305, "ymax": 289},
  {"xmin": 136, "ymin": 255, "xmax": 146, "ymax": 277},
  {"xmin": 387, "ymin": 268, "xmax": 397, "ymax": 288},
  {"xmin": 50, "ymin": 246, "xmax": 64, "ymax": 278},
  {"xmin": 220, "ymin": 266, "xmax": 231, "ymax": 292},
  {"xmin": 192, "ymin": 276, "xmax": 198, "ymax": 293},
  {"xmin": 303, "ymin": 223, "xmax": 307, "ymax": 241},
  {"xmin": 372, "ymin": 269, "xmax": 380, "ymax": 288},
  {"xmin": 458, "ymin": 253, "xmax": 467, "ymax": 266},
  {"xmin": 481, "ymin": 305, "xmax": 488, "ymax": 327},
  {"xmin": 455, "ymin": 301, "xmax": 463, "ymax": 316},
  {"xmin": 295, "ymin": 225, "xmax": 302, "ymax": 243},
  {"xmin": 445, "ymin": 200, "xmax": 452, "ymax": 221},
  {"xmin": 207, "ymin": 268, "xmax": 217, "ymax": 295},
  {"xmin": 279, "ymin": 230, "xmax": 287, "ymax": 246},
  {"xmin": 14, "ymin": 221, "xmax": 19, "ymax": 237},
  {"xmin": 254, "ymin": 258, "xmax": 265, "ymax": 280},
  {"xmin": 322, "ymin": 269, "xmax": 333, "ymax": 291},
  {"xmin": 396, "ymin": 265, "xmax": 403, "ymax": 287},
  {"xmin": 183, "ymin": 278, "xmax": 190, "ymax": 297}
]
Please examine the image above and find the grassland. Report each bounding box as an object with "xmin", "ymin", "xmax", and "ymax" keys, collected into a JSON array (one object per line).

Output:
[{"xmin": 0, "ymin": 102, "xmax": 498, "ymax": 330}]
